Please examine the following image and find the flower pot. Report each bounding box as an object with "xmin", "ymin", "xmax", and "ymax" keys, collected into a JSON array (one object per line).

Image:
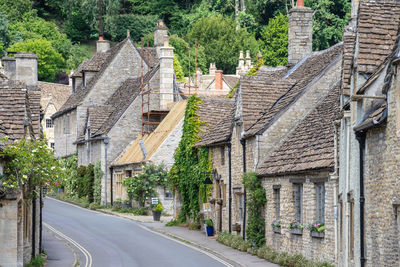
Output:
[
  {"xmin": 206, "ymin": 226, "xmax": 214, "ymax": 236},
  {"xmin": 290, "ymin": 228, "xmax": 303, "ymax": 235},
  {"xmin": 310, "ymin": 231, "xmax": 325, "ymax": 238},
  {"xmin": 152, "ymin": 210, "xmax": 161, "ymax": 221},
  {"xmin": 272, "ymin": 227, "xmax": 281, "ymax": 234}
]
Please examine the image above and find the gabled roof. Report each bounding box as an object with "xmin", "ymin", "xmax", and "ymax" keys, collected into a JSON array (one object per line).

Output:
[
  {"xmin": 137, "ymin": 47, "xmax": 159, "ymax": 68},
  {"xmin": 52, "ymin": 38, "xmax": 130, "ymax": 119},
  {"xmin": 0, "ymin": 80, "xmax": 40, "ymax": 141},
  {"xmin": 258, "ymin": 84, "xmax": 340, "ymax": 176},
  {"xmin": 244, "ymin": 43, "xmax": 343, "ymax": 138},
  {"xmin": 223, "ymin": 76, "xmax": 240, "ymax": 89},
  {"xmin": 90, "ymin": 64, "xmax": 159, "ymax": 137},
  {"xmin": 354, "ymin": 100, "xmax": 387, "ymax": 132},
  {"xmin": 356, "ymin": 0, "xmax": 400, "ymax": 74},
  {"xmin": 112, "ymin": 101, "xmax": 187, "ymax": 166},
  {"xmin": 195, "ymin": 97, "xmax": 234, "ymax": 147},
  {"xmin": 38, "ymin": 81, "xmax": 72, "ymax": 111},
  {"xmin": 71, "ymin": 59, "xmax": 89, "ymax": 78}
]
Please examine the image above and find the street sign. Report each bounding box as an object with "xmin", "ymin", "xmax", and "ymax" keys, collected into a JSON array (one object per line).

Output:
[{"xmin": 151, "ymin": 198, "xmax": 158, "ymax": 204}]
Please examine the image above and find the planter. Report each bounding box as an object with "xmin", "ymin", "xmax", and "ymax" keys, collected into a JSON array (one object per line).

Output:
[
  {"xmin": 290, "ymin": 228, "xmax": 303, "ymax": 235},
  {"xmin": 206, "ymin": 226, "xmax": 214, "ymax": 236},
  {"xmin": 272, "ymin": 227, "xmax": 281, "ymax": 234},
  {"xmin": 310, "ymin": 231, "xmax": 325, "ymax": 238},
  {"xmin": 152, "ymin": 210, "xmax": 161, "ymax": 221}
]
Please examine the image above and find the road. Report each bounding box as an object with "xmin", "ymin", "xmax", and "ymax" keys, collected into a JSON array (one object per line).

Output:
[{"xmin": 43, "ymin": 197, "xmax": 231, "ymax": 267}]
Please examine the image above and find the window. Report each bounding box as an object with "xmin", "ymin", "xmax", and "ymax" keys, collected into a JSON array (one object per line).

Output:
[
  {"xmin": 165, "ymin": 191, "xmax": 173, "ymax": 199},
  {"xmin": 46, "ymin": 119, "xmax": 53, "ymax": 128},
  {"xmin": 115, "ymin": 172, "xmax": 123, "ymax": 198},
  {"xmin": 294, "ymin": 184, "xmax": 303, "ymax": 223},
  {"xmin": 63, "ymin": 114, "xmax": 70, "ymax": 134},
  {"xmin": 50, "ymin": 143, "xmax": 55, "ymax": 150},
  {"xmin": 274, "ymin": 187, "xmax": 281, "ymax": 220},
  {"xmin": 239, "ymin": 194, "xmax": 244, "ymax": 220},
  {"xmin": 316, "ymin": 184, "xmax": 325, "ymax": 223},
  {"xmin": 220, "ymin": 147, "xmax": 225, "ymax": 165},
  {"xmin": 125, "ymin": 170, "xmax": 132, "ymax": 177}
]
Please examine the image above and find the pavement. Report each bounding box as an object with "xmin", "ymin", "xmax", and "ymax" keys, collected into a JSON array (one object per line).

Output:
[
  {"xmin": 42, "ymin": 226, "xmax": 76, "ymax": 267},
  {"xmin": 43, "ymin": 197, "xmax": 232, "ymax": 267}
]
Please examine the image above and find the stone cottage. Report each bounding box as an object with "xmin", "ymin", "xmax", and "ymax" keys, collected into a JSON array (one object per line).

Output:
[
  {"xmin": 111, "ymin": 100, "xmax": 187, "ymax": 214},
  {"xmin": 0, "ymin": 53, "xmax": 42, "ymax": 267},
  {"xmin": 338, "ymin": 1, "xmax": 400, "ymax": 266},
  {"xmin": 257, "ymin": 85, "xmax": 340, "ymax": 264},
  {"xmin": 38, "ymin": 82, "xmax": 71, "ymax": 149},
  {"xmin": 52, "ymin": 20, "xmax": 176, "ymax": 204}
]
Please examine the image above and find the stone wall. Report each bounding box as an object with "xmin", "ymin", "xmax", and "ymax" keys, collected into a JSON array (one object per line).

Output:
[
  {"xmin": 43, "ymin": 103, "xmax": 56, "ymax": 148},
  {"xmin": 54, "ymin": 109, "xmax": 77, "ymax": 158},
  {"xmin": 262, "ymin": 173, "xmax": 336, "ymax": 264},
  {"xmin": 288, "ymin": 7, "xmax": 313, "ymax": 65}
]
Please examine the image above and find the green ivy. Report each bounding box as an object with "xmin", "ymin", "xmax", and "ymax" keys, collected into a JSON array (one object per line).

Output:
[
  {"xmin": 243, "ymin": 172, "xmax": 267, "ymax": 247},
  {"xmin": 246, "ymin": 58, "xmax": 264, "ymax": 76},
  {"xmin": 93, "ymin": 161, "xmax": 103, "ymax": 205},
  {"xmin": 167, "ymin": 95, "xmax": 212, "ymax": 222}
]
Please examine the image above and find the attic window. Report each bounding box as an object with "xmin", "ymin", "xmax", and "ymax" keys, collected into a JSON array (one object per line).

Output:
[{"xmin": 46, "ymin": 119, "xmax": 53, "ymax": 128}]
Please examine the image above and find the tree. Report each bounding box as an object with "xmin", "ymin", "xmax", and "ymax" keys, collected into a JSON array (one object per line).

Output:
[
  {"xmin": 81, "ymin": 0, "xmax": 120, "ymax": 36},
  {"xmin": 0, "ymin": 11, "xmax": 9, "ymax": 47},
  {"xmin": 258, "ymin": 13, "xmax": 288, "ymax": 67},
  {"xmin": 305, "ymin": 0, "xmax": 350, "ymax": 50},
  {"xmin": 0, "ymin": 0, "xmax": 32, "ymax": 22},
  {"xmin": 0, "ymin": 138, "xmax": 63, "ymax": 197},
  {"xmin": 122, "ymin": 163, "xmax": 167, "ymax": 207},
  {"xmin": 8, "ymin": 39, "xmax": 65, "ymax": 82},
  {"xmin": 187, "ymin": 15, "xmax": 258, "ymax": 74}
]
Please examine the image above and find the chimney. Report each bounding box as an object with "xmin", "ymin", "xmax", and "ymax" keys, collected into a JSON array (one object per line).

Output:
[
  {"xmin": 288, "ymin": 1, "xmax": 313, "ymax": 65},
  {"xmin": 245, "ymin": 50, "xmax": 252, "ymax": 69},
  {"xmin": 154, "ymin": 20, "xmax": 168, "ymax": 56},
  {"xmin": 3, "ymin": 53, "xmax": 38, "ymax": 89},
  {"xmin": 351, "ymin": 0, "xmax": 359, "ymax": 20},
  {"xmin": 209, "ymin": 63, "xmax": 216, "ymax": 76},
  {"xmin": 2, "ymin": 56, "xmax": 16, "ymax": 80},
  {"xmin": 96, "ymin": 36, "xmax": 110, "ymax": 53},
  {"xmin": 159, "ymin": 36, "xmax": 174, "ymax": 109},
  {"xmin": 215, "ymin": 70, "xmax": 223, "ymax": 90}
]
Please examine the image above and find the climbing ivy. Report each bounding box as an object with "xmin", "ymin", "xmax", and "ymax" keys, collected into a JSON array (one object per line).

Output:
[
  {"xmin": 93, "ymin": 161, "xmax": 103, "ymax": 205},
  {"xmin": 243, "ymin": 172, "xmax": 267, "ymax": 247},
  {"xmin": 168, "ymin": 95, "xmax": 212, "ymax": 222}
]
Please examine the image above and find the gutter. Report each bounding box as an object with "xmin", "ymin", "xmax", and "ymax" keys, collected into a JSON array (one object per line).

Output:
[
  {"xmin": 73, "ymin": 136, "xmax": 106, "ymax": 145},
  {"xmin": 32, "ymin": 195, "xmax": 36, "ymax": 258},
  {"xmin": 51, "ymin": 105, "xmax": 77, "ymax": 120},
  {"xmin": 353, "ymin": 107, "xmax": 387, "ymax": 133}
]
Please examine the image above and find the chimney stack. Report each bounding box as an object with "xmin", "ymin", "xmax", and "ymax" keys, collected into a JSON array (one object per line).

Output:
[
  {"xmin": 2, "ymin": 53, "xmax": 38, "ymax": 89},
  {"xmin": 288, "ymin": 2, "xmax": 313, "ymax": 65},
  {"xmin": 159, "ymin": 35, "xmax": 174, "ymax": 109},
  {"xmin": 215, "ymin": 70, "xmax": 223, "ymax": 90},
  {"xmin": 154, "ymin": 20, "xmax": 168, "ymax": 56},
  {"xmin": 96, "ymin": 36, "xmax": 110, "ymax": 53},
  {"xmin": 209, "ymin": 63, "xmax": 216, "ymax": 76}
]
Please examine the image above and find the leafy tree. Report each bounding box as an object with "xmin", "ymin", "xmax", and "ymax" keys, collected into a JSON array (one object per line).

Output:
[
  {"xmin": 93, "ymin": 161, "xmax": 103, "ymax": 205},
  {"xmin": 0, "ymin": 138, "xmax": 64, "ymax": 197},
  {"xmin": 174, "ymin": 56, "xmax": 185, "ymax": 81},
  {"xmin": 66, "ymin": 45, "xmax": 92, "ymax": 71},
  {"xmin": 187, "ymin": 15, "xmax": 258, "ymax": 74},
  {"xmin": 0, "ymin": 0, "xmax": 32, "ymax": 22},
  {"xmin": 0, "ymin": 11, "xmax": 9, "ymax": 48},
  {"xmin": 81, "ymin": 0, "xmax": 121, "ymax": 36},
  {"xmin": 258, "ymin": 13, "xmax": 288, "ymax": 67},
  {"xmin": 65, "ymin": 8, "xmax": 92, "ymax": 43},
  {"xmin": 122, "ymin": 163, "xmax": 167, "ymax": 207},
  {"xmin": 8, "ymin": 39, "xmax": 65, "ymax": 82},
  {"xmin": 305, "ymin": 0, "xmax": 351, "ymax": 50}
]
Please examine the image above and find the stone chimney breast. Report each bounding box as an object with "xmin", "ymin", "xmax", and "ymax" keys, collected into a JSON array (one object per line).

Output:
[{"xmin": 96, "ymin": 37, "xmax": 110, "ymax": 53}]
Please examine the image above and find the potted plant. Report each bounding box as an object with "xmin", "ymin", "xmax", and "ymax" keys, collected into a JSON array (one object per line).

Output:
[
  {"xmin": 271, "ymin": 220, "xmax": 281, "ymax": 233},
  {"xmin": 289, "ymin": 220, "xmax": 303, "ymax": 235},
  {"xmin": 122, "ymin": 199, "xmax": 131, "ymax": 209},
  {"xmin": 152, "ymin": 203, "xmax": 163, "ymax": 221},
  {"xmin": 205, "ymin": 219, "xmax": 214, "ymax": 236},
  {"xmin": 306, "ymin": 222, "xmax": 325, "ymax": 238},
  {"xmin": 114, "ymin": 198, "xmax": 122, "ymax": 208}
]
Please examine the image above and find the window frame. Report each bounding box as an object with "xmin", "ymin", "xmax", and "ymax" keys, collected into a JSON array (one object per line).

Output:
[
  {"xmin": 315, "ymin": 183, "xmax": 326, "ymax": 224},
  {"xmin": 46, "ymin": 119, "xmax": 54, "ymax": 128},
  {"xmin": 294, "ymin": 183, "xmax": 303, "ymax": 223},
  {"xmin": 273, "ymin": 186, "xmax": 281, "ymax": 220}
]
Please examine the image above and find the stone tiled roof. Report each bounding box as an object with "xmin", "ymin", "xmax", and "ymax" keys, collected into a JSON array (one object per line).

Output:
[
  {"xmin": 0, "ymin": 80, "xmax": 40, "ymax": 141},
  {"xmin": 38, "ymin": 81, "xmax": 72, "ymax": 111},
  {"xmin": 83, "ymin": 52, "xmax": 110, "ymax": 72},
  {"xmin": 195, "ymin": 97, "xmax": 235, "ymax": 145},
  {"xmin": 258, "ymin": 85, "xmax": 340, "ymax": 176},
  {"xmin": 223, "ymin": 76, "xmax": 239, "ymax": 89},
  {"xmin": 244, "ymin": 43, "xmax": 343, "ymax": 137},
  {"xmin": 341, "ymin": 30, "xmax": 356, "ymax": 96},
  {"xmin": 354, "ymin": 100, "xmax": 387, "ymax": 132},
  {"xmin": 52, "ymin": 39, "xmax": 129, "ymax": 119},
  {"xmin": 90, "ymin": 64, "xmax": 160, "ymax": 137},
  {"xmin": 71, "ymin": 60, "xmax": 89, "ymax": 78},
  {"xmin": 137, "ymin": 47, "xmax": 159, "ymax": 68},
  {"xmin": 357, "ymin": 0, "xmax": 400, "ymax": 74}
]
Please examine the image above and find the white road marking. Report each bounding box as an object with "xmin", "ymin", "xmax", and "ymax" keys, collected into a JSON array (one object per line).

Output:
[
  {"xmin": 46, "ymin": 197, "xmax": 234, "ymax": 267},
  {"xmin": 43, "ymin": 222, "xmax": 93, "ymax": 267}
]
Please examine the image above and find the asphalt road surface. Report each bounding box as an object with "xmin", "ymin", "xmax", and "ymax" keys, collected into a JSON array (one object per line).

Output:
[{"xmin": 43, "ymin": 198, "xmax": 231, "ymax": 267}]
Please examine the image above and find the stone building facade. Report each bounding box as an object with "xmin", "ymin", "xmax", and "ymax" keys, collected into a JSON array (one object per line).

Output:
[{"xmin": 0, "ymin": 53, "xmax": 42, "ymax": 267}]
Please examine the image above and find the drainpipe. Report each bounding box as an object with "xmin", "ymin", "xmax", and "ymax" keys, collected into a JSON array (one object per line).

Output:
[
  {"xmin": 39, "ymin": 187, "xmax": 42, "ymax": 253},
  {"xmin": 31, "ymin": 195, "xmax": 36, "ymax": 258},
  {"xmin": 240, "ymin": 138, "xmax": 246, "ymax": 240},
  {"xmin": 332, "ymin": 120, "xmax": 340, "ymax": 263},
  {"xmin": 110, "ymin": 167, "xmax": 114, "ymax": 206},
  {"xmin": 228, "ymin": 143, "xmax": 232, "ymax": 234},
  {"xmin": 355, "ymin": 131, "xmax": 366, "ymax": 267},
  {"xmin": 104, "ymin": 137, "xmax": 109, "ymax": 206}
]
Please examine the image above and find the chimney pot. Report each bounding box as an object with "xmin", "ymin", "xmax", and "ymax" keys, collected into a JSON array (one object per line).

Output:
[
  {"xmin": 96, "ymin": 38, "xmax": 110, "ymax": 53},
  {"xmin": 99, "ymin": 35, "xmax": 104, "ymax": 41},
  {"xmin": 215, "ymin": 70, "xmax": 223, "ymax": 90},
  {"xmin": 297, "ymin": 0, "xmax": 304, "ymax": 7}
]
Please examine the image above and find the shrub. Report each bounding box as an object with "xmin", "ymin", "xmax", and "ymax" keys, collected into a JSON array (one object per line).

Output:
[
  {"xmin": 154, "ymin": 203, "xmax": 163, "ymax": 212},
  {"xmin": 205, "ymin": 219, "xmax": 213, "ymax": 227},
  {"xmin": 89, "ymin": 203, "xmax": 101, "ymax": 210}
]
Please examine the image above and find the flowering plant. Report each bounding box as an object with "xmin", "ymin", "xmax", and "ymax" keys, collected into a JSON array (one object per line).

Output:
[
  {"xmin": 271, "ymin": 220, "xmax": 281, "ymax": 228},
  {"xmin": 289, "ymin": 219, "xmax": 303, "ymax": 230},
  {"xmin": 306, "ymin": 222, "xmax": 325, "ymax": 233}
]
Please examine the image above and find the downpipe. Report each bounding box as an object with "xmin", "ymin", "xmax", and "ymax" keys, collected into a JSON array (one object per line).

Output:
[
  {"xmin": 356, "ymin": 131, "xmax": 366, "ymax": 267},
  {"xmin": 240, "ymin": 138, "xmax": 246, "ymax": 240},
  {"xmin": 228, "ymin": 144, "xmax": 232, "ymax": 234}
]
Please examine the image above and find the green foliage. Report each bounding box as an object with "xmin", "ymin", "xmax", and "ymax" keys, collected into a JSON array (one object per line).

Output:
[
  {"xmin": 105, "ymin": 14, "xmax": 158, "ymax": 42},
  {"xmin": 243, "ymin": 172, "xmax": 267, "ymax": 247},
  {"xmin": 122, "ymin": 163, "xmax": 167, "ymax": 207},
  {"xmin": 305, "ymin": 0, "xmax": 351, "ymax": 50},
  {"xmin": 0, "ymin": 138, "xmax": 63, "ymax": 197},
  {"xmin": 0, "ymin": 11, "xmax": 9, "ymax": 48},
  {"xmin": 306, "ymin": 222, "xmax": 325, "ymax": 233},
  {"xmin": 8, "ymin": 39, "xmax": 64, "ymax": 82},
  {"xmin": 165, "ymin": 219, "xmax": 183, "ymax": 226},
  {"xmin": 226, "ymin": 81, "xmax": 239, "ymax": 99},
  {"xmin": 0, "ymin": 0, "xmax": 32, "ymax": 22},
  {"xmin": 187, "ymin": 15, "xmax": 259, "ymax": 74},
  {"xmin": 217, "ymin": 232, "xmax": 252, "ymax": 252},
  {"xmin": 246, "ymin": 58, "xmax": 264, "ymax": 76},
  {"xmin": 25, "ymin": 253, "xmax": 45, "ymax": 267},
  {"xmin": 167, "ymin": 95, "xmax": 212, "ymax": 221},
  {"xmin": 154, "ymin": 203, "xmax": 163, "ymax": 212},
  {"xmin": 93, "ymin": 161, "xmax": 103, "ymax": 205},
  {"xmin": 173, "ymin": 55, "xmax": 185, "ymax": 81},
  {"xmin": 205, "ymin": 219, "xmax": 213, "ymax": 227},
  {"xmin": 58, "ymin": 154, "xmax": 78, "ymax": 198},
  {"xmin": 259, "ymin": 14, "xmax": 288, "ymax": 67},
  {"xmin": 65, "ymin": 9, "xmax": 92, "ymax": 43}
]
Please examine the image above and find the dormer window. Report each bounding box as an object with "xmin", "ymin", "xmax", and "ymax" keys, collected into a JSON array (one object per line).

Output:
[
  {"xmin": 82, "ymin": 72, "xmax": 86, "ymax": 88},
  {"xmin": 72, "ymin": 78, "xmax": 76, "ymax": 93}
]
